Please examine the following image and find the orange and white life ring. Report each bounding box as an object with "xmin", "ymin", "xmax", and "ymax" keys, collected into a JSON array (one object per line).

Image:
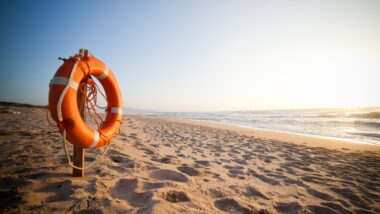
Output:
[{"xmin": 48, "ymin": 51, "xmax": 122, "ymax": 149}]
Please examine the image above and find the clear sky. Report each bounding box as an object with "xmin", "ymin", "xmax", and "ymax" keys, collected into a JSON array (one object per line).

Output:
[{"xmin": 0, "ymin": 0, "xmax": 379, "ymax": 111}]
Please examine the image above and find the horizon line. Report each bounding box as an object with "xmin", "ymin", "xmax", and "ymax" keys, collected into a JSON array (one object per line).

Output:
[{"xmin": 2, "ymin": 101, "xmax": 379, "ymax": 113}]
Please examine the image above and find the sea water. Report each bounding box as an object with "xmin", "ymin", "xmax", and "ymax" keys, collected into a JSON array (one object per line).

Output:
[{"xmin": 127, "ymin": 107, "xmax": 380, "ymax": 145}]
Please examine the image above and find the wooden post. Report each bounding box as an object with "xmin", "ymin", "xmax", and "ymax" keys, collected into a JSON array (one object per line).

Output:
[{"xmin": 73, "ymin": 82, "xmax": 86, "ymax": 177}]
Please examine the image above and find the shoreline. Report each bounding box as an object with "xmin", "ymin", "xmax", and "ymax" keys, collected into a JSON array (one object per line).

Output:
[{"xmin": 136, "ymin": 115, "xmax": 380, "ymax": 153}]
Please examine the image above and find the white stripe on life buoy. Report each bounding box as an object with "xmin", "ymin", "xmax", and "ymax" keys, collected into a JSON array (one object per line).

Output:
[
  {"xmin": 50, "ymin": 76, "xmax": 79, "ymax": 90},
  {"xmin": 110, "ymin": 107, "xmax": 123, "ymax": 114},
  {"xmin": 95, "ymin": 66, "xmax": 109, "ymax": 80},
  {"xmin": 89, "ymin": 130, "xmax": 100, "ymax": 149}
]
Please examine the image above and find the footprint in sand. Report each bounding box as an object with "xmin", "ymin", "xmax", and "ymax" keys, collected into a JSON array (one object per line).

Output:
[
  {"xmin": 0, "ymin": 182, "xmax": 25, "ymax": 211},
  {"xmin": 320, "ymin": 202, "xmax": 353, "ymax": 214},
  {"xmin": 306, "ymin": 205, "xmax": 340, "ymax": 214},
  {"xmin": 306, "ymin": 188, "xmax": 334, "ymax": 201},
  {"xmin": 227, "ymin": 169, "xmax": 245, "ymax": 178},
  {"xmin": 177, "ymin": 166, "xmax": 201, "ymax": 176},
  {"xmin": 151, "ymin": 156, "xmax": 180, "ymax": 165},
  {"xmin": 77, "ymin": 208, "xmax": 103, "ymax": 214},
  {"xmin": 243, "ymin": 186, "xmax": 270, "ymax": 200},
  {"xmin": 142, "ymin": 181, "xmax": 165, "ymax": 190},
  {"xmin": 36, "ymin": 180, "xmax": 76, "ymax": 203},
  {"xmin": 177, "ymin": 153, "xmax": 186, "ymax": 158},
  {"xmin": 107, "ymin": 165, "xmax": 129, "ymax": 173},
  {"xmin": 231, "ymin": 158, "xmax": 248, "ymax": 165},
  {"xmin": 128, "ymin": 133, "xmax": 138, "ymax": 139},
  {"xmin": 213, "ymin": 198, "xmax": 253, "ymax": 214},
  {"xmin": 194, "ymin": 160, "xmax": 210, "ymax": 166},
  {"xmin": 160, "ymin": 190, "xmax": 190, "ymax": 203},
  {"xmin": 329, "ymin": 187, "xmax": 370, "ymax": 210},
  {"xmin": 149, "ymin": 169, "xmax": 189, "ymax": 182},
  {"xmin": 207, "ymin": 188, "xmax": 228, "ymax": 198},
  {"xmin": 110, "ymin": 178, "xmax": 154, "ymax": 207},
  {"xmin": 110, "ymin": 156, "xmax": 135, "ymax": 168},
  {"xmin": 249, "ymin": 171, "xmax": 280, "ymax": 185},
  {"xmin": 274, "ymin": 202, "xmax": 302, "ymax": 214}
]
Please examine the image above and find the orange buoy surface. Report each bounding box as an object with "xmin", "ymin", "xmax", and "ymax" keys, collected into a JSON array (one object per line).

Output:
[{"xmin": 48, "ymin": 52, "xmax": 122, "ymax": 148}]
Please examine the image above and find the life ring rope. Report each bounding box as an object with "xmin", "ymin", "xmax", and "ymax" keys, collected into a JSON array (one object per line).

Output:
[{"xmin": 62, "ymin": 129, "xmax": 111, "ymax": 170}]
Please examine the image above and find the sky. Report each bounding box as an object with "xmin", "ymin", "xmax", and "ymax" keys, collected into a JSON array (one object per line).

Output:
[{"xmin": 0, "ymin": 0, "xmax": 379, "ymax": 112}]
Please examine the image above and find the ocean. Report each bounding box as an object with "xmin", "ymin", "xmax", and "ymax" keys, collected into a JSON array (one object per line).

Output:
[{"xmin": 127, "ymin": 107, "xmax": 380, "ymax": 146}]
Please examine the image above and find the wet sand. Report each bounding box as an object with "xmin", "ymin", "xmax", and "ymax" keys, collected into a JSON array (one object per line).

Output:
[{"xmin": 0, "ymin": 105, "xmax": 379, "ymax": 213}]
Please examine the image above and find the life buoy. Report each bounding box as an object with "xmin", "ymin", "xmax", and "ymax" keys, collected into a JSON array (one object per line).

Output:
[{"xmin": 48, "ymin": 52, "xmax": 122, "ymax": 149}]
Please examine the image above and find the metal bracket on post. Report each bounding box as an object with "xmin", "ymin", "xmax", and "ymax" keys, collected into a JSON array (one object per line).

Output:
[{"xmin": 79, "ymin": 48, "xmax": 91, "ymax": 58}]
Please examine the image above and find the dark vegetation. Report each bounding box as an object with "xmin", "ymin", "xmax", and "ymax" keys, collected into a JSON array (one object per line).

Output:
[{"xmin": 0, "ymin": 101, "xmax": 47, "ymax": 109}]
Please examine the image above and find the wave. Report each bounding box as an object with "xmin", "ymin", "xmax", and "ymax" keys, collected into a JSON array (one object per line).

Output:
[
  {"xmin": 354, "ymin": 121, "xmax": 380, "ymax": 128},
  {"xmin": 348, "ymin": 112, "xmax": 380, "ymax": 119},
  {"xmin": 319, "ymin": 112, "xmax": 380, "ymax": 119},
  {"xmin": 318, "ymin": 114, "xmax": 341, "ymax": 118},
  {"xmin": 351, "ymin": 132, "xmax": 380, "ymax": 139}
]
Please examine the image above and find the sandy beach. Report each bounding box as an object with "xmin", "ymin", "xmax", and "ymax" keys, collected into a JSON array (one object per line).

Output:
[{"xmin": 0, "ymin": 104, "xmax": 379, "ymax": 214}]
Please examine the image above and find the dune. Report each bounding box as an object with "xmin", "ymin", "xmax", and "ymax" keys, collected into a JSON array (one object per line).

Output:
[{"xmin": 0, "ymin": 104, "xmax": 379, "ymax": 213}]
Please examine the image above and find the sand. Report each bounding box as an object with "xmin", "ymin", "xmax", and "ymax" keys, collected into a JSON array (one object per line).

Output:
[{"xmin": 0, "ymin": 105, "xmax": 379, "ymax": 213}]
